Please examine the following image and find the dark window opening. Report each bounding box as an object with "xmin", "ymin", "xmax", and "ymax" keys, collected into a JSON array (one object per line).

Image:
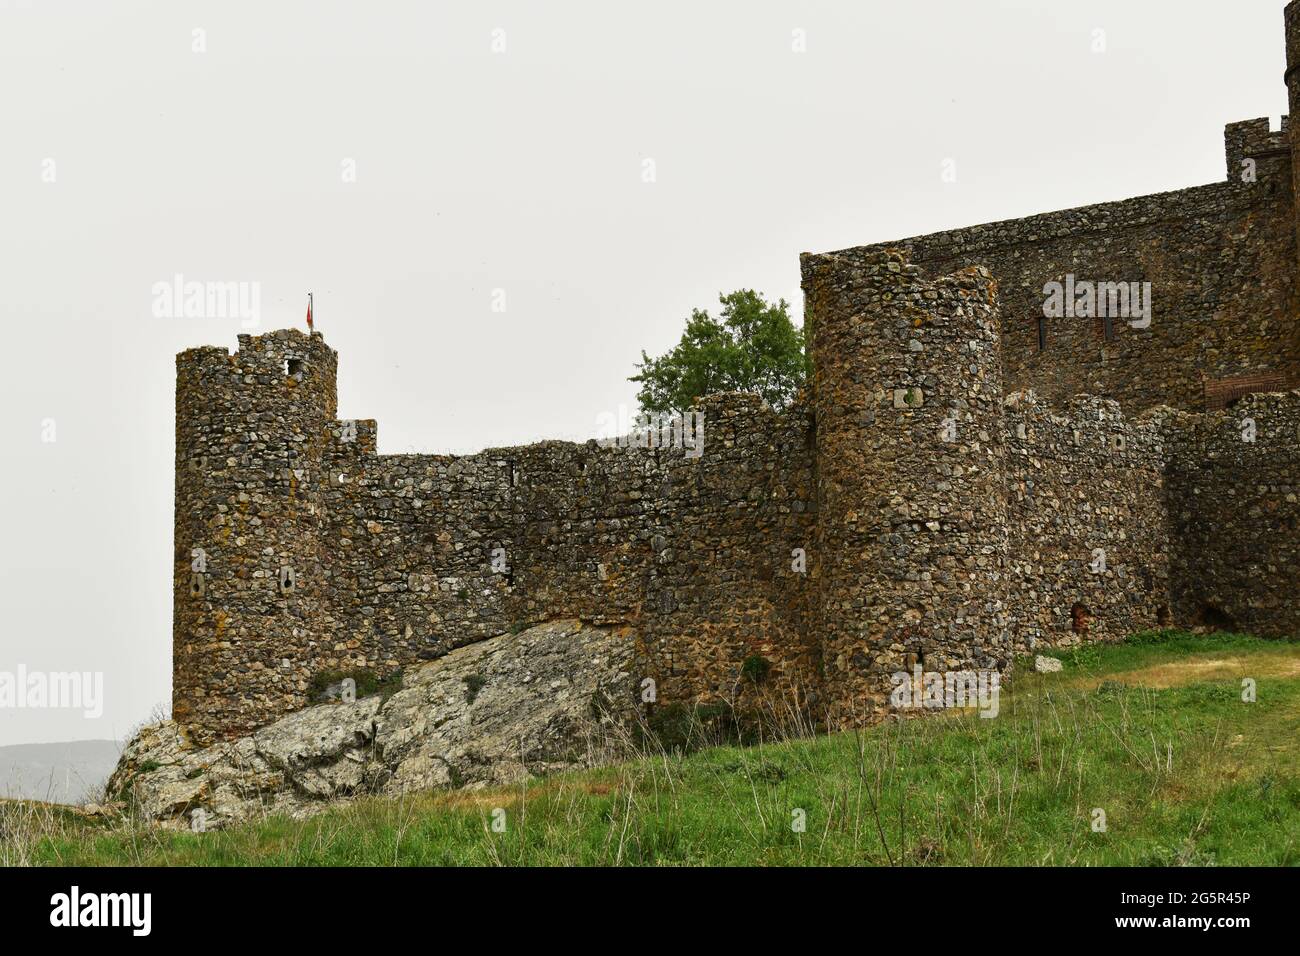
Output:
[
  {"xmin": 1194, "ymin": 602, "xmax": 1237, "ymax": 632},
  {"xmin": 1156, "ymin": 605, "xmax": 1172, "ymax": 627},
  {"xmin": 1036, "ymin": 317, "xmax": 1047, "ymax": 352},
  {"xmin": 1102, "ymin": 315, "xmax": 1115, "ymax": 342},
  {"xmin": 1070, "ymin": 602, "xmax": 1091, "ymax": 634},
  {"xmin": 286, "ymin": 358, "xmax": 304, "ymax": 380}
]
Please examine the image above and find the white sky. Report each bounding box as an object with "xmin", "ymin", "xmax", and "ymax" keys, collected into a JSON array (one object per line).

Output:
[{"xmin": 0, "ymin": 0, "xmax": 1289, "ymax": 745}]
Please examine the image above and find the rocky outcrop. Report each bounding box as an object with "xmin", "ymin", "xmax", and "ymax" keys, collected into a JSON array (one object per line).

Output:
[{"xmin": 108, "ymin": 621, "xmax": 636, "ymax": 828}]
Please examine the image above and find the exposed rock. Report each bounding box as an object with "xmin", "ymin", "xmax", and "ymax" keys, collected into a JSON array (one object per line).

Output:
[
  {"xmin": 1034, "ymin": 655, "xmax": 1064, "ymax": 673},
  {"xmin": 108, "ymin": 621, "xmax": 635, "ymax": 828}
]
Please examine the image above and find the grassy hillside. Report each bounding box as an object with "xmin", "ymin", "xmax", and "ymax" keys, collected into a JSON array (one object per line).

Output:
[{"xmin": 8, "ymin": 630, "xmax": 1299, "ymax": 866}]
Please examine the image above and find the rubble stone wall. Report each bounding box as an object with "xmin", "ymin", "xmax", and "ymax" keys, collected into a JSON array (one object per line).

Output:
[
  {"xmin": 1003, "ymin": 393, "xmax": 1173, "ymax": 651},
  {"xmin": 173, "ymin": 331, "xmax": 338, "ymax": 742},
  {"xmin": 1163, "ymin": 391, "xmax": 1300, "ymax": 639},
  {"xmin": 818, "ymin": 121, "xmax": 1300, "ymax": 414},
  {"xmin": 803, "ymin": 249, "xmax": 1011, "ymax": 727},
  {"xmin": 176, "ymin": 331, "xmax": 817, "ymax": 741}
]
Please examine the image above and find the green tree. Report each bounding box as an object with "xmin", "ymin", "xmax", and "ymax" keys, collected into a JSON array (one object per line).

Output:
[{"xmin": 630, "ymin": 290, "xmax": 807, "ymax": 414}]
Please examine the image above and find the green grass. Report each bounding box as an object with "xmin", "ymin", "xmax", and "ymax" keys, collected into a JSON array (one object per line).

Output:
[{"xmin": 14, "ymin": 630, "xmax": 1300, "ymax": 866}]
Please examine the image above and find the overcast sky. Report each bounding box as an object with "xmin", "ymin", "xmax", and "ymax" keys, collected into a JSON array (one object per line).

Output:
[{"xmin": 0, "ymin": 0, "xmax": 1290, "ymax": 746}]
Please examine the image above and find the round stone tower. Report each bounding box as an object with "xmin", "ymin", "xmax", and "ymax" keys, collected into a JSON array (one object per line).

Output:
[
  {"xmin": 801, "ymin": 249, "xmax": 1011, "ymax": 728},
  {"xmin": 174, "ymin": 329, "xmax": 338, "ymax": 743}
]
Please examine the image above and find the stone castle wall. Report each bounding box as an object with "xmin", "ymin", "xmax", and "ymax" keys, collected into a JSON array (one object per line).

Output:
[
  {"xmin": 1163, "ymin": 391, "xmax": 1300, "ymax": 639},
  {"xmin": 819, "ymin": 121, "xmax": 1300, "ymax": 413},
  {"xmin": 176, "ymin": 336, "xmax": 819, "ymax": 742},
  {"xmin": 174, "ymin": 319, "xmax": 1300, "ymax": 743},
  {"xmin": 316, "ymin": 391, "xmax": 819, "ymax": 711},
  {"xmin": 1002, "ymin": 392, "xmax": 1173, "ymax": 650},
  {"xmin": 173, "ymin": 5, "xmax": 1300, "ymax": 742}
]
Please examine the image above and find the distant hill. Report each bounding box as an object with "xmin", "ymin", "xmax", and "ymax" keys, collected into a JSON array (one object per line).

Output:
[{"xmin": 0, "ymin": 740, "xmax": 122, "ymax": 804}]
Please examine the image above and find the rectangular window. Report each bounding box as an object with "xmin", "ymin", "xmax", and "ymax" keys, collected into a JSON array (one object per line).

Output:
[{"xmin": 1037, "ymin": 317, "xmax": 1047, "ymax": 351}]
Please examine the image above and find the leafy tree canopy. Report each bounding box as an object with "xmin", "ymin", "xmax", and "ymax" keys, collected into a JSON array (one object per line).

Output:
[{"xmin": 629, "ymin": 290, "xmax": 808, "ymax": 414}]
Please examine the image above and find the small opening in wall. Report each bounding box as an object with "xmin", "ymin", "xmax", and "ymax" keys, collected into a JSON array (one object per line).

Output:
[
  {"xmin": 1036, "ymin": 316, "xmax": 1047, "ymax": 352},
  {"xmin": 1194, "ymin": 602, "xmax": 1237, "ymax": 632},
  {"xmin": 1070, "ymin": 602, "xmax": 1091, "ymax": 634},
  {"xmin": 1156, "ymin": 605, "xmax": 1172, "ymax": 627},
  {"xmin": 286, "ymin": 358, "xmax": 304, "ymax": 380}
]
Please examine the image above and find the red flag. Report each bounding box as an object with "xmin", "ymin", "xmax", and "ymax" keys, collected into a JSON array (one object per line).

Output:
[{"xmin": 306, "ymin": 293, "xmax": 314, "ymax": 332}]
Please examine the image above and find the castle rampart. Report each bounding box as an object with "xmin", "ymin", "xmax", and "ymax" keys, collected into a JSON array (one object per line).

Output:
[
  {"xmin": 174, "ymin": 325, "xmax": 1300, "ymax": 743},
  {"xmin": 173, "ymin": 6, "xmax": 1300, "ymax": 742}
]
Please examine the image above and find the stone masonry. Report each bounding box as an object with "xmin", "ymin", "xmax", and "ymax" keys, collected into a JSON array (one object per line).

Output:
[{"xmin": 174, "ymin": 5, "xmax": 1300, "ymax": 743}]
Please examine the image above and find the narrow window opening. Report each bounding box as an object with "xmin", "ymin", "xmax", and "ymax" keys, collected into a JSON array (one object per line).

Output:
[
  {"xmin": 286, "ymin": 358, "xmax": 304, "ymax": 380},
  {"xmin": 1070, "ymin": 602, "xmax": 1091, "ymax": 635},
  {"xmin": 1036, "ymin": 316, "xmax": 1047, "ymax": 352},
  {"xmin": 1156, "ymin": 605, "xmax": 1172, "ymax": 627}
]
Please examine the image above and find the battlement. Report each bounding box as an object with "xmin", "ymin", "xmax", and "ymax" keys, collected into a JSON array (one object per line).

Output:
[{"xmin": 1225, "ymin": 117, "xmax": 1291, "ymax": 180}]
